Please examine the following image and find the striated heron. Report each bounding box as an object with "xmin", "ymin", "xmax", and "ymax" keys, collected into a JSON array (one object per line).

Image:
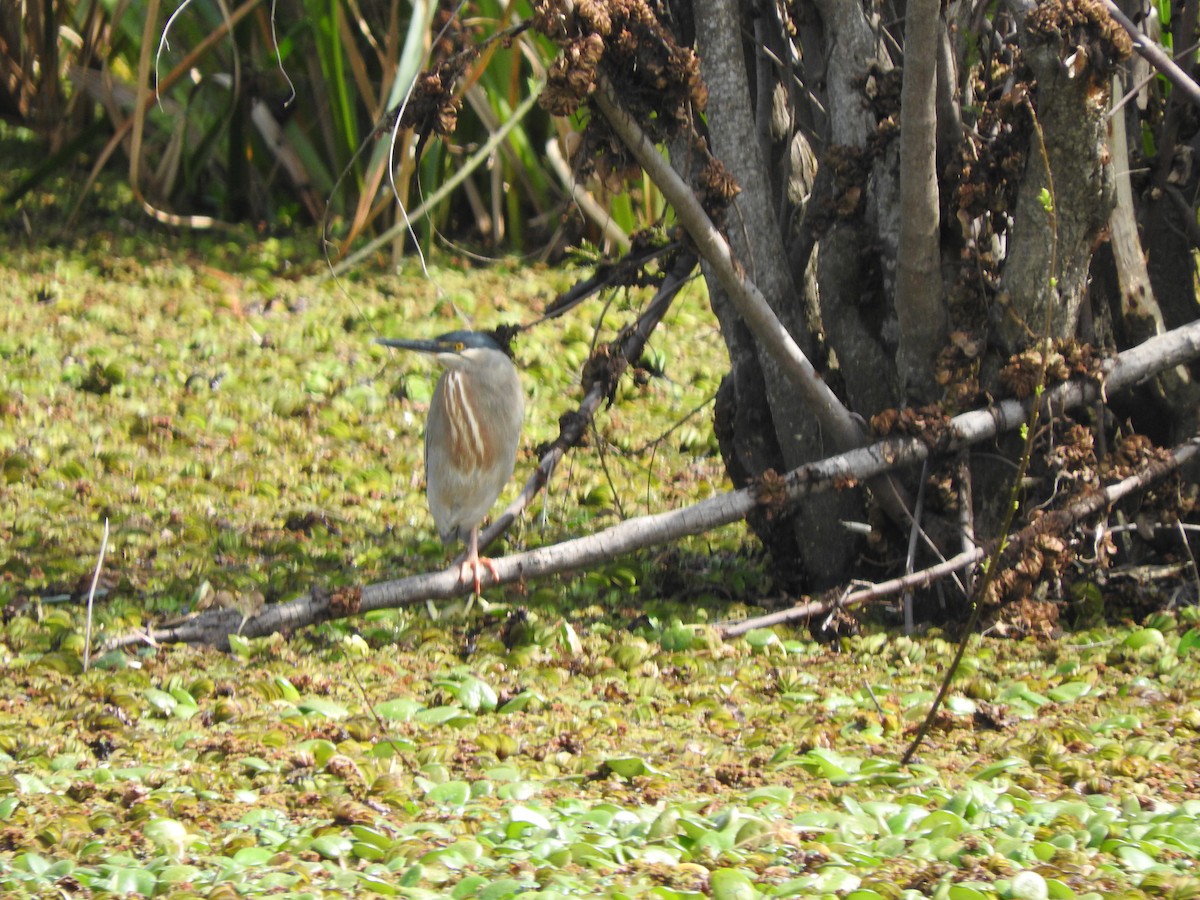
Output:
[{"xmin": 378, "ymin": 330, "xmax": 524, "ymax": 596}]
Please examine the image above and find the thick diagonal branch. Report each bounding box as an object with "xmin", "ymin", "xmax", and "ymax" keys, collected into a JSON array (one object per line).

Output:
[
  {"xmin": 589, "ymin": 76, "xmax": 867, "ymax": 455},
  {"xmin": 1103, "ymin": 0, "xmax": 1200, "ymax": 111}
]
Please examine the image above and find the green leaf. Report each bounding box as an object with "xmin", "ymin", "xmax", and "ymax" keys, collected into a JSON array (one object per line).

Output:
[
  {"xmin": 497, "ymin": 690, "xmax": 540, "ymax": 714},
  {"xmin": 604, "ymin": 756, "xmax": 662, "ymax": 779},
  {"xmin": 946, "ymin": 695, "xmax": 977, "ymax": 715},
  {"xmin": 1010, "ymin": 870, "xmax": 1049, "ymax": 900},
  {"xmin": 452, "ymin": 874, "xmax": 489, "ymax": 898},
  {"xmin": 1123, "ymin": 628, "xmax": 1165, "ymax": 649},
  {"xmin": 1178, "ymin": 628, "xmax": 1200, "ymax": 654},
  {"xmin": 227, "ymin": 634, "xmax": 253, "ymax": 658},
  {"xmin": 1113, "ymin": 843, "xmax": 1158, "ymax": 871},
  {"xmin": 559, "ymin": 621, "xmax": 583, "ymax": 655},
  {"xmin": 273, "ymin": 675, "xmax": 301, "ymax": 702},
  {"xmin": 812, "ymin": 867, "xmax": 861, "ymax": 893},
  {"xmin": 416, "ymin": 706, "xmax": 475, "ymax": 726},
  {"xmin": 144, "ymin": 688, "xmax": 177, "ymax": 715},
  {"xmin": 1046, "ymin": 682, "xmax": 1091, "ymax": 703},
  {"xmin": 232, "ymin": 846, "xmax": 275, "ymax": 866},
  {"xmin": 375, "ymin": 698, "xmax": 425, "ymax": 721},
  {"xmin": 311, "ymin": 834, "xmax": 353, "ymax": 860},
  {"xmin": 508, "ymin": 805, "xmax": 552, "ymax": 831},
  {"xmin": 477, "ymin": 878, "xmax": 531, "ymax": 900},
  {"xmin": 427, "ymin": 780, "xmax": 471, "ymax": 807},
  {"xmin": 158, "ymin": 864, "xmax": 203, "ymax": 884},
  {"xmin": 1045, "ymin": 878, "xmax": 1076, "ymax": 899},
  {"xmin": 103, "ymin": 866, "xmax": 157, "ymax": 896},
  {"xmin": 744, "ymin": 628, "xmax": 781, "ymax": 650},
  {"xmin": 298, "ymin": 697, "xmax": 350, "ymax": 719},
  {"xmin": 238, "ymin": 756, "xmax": 275, "ymax": 773},
  {"xmin": 947, "ymin": 885, "xmax": 990, "ymax": 900},
  {"xmin": 745, "ymin": 786, "xmax": 794, "ymax": 808},
  {"xmin": 143, "ymin": 818, "xmax": 191, "ymax": 855},
  {"xmin": 296, "ymin": 739, "xmax": 338, "ymax": 766},
  {"xmin": 710, "ymin": 867, "xmax": 759, "ymax": 900},
  {"xmin": 453, "ymin": 675, "xmax": 498, "ymax": 713},
  {"xmin": 660, "ymin": 623, "xmax": 698, "ymax": 651}
]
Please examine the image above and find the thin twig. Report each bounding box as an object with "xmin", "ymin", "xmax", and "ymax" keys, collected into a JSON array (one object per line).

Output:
[
  {"xmin": 83, "ymin": 518, "xmax": 111, "ymax": 672},
  {"xmin": 903, "ymin": 457, "xmax": 930, "ymax": 634}
]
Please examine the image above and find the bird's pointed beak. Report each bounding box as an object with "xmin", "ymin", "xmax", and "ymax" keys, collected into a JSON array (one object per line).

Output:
[{"xmin": 376, "ymin": 337, "xmax": 445, "ymax": 354}]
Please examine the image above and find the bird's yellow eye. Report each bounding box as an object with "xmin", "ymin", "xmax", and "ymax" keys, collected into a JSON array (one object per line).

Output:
[{"xmin": 454, "ymin": 341, "xmax": 465, "ymax": 351}]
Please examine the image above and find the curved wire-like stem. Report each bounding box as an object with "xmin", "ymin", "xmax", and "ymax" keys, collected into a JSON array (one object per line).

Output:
[{"xmin": 329, "ymin": 88, "xmax": 543, "ymax": 277}]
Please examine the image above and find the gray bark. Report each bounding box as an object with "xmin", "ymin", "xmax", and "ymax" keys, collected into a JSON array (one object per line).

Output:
[
  {"xmin": 895, "ymin": 0, "xmax": 948, "ymax": 399},
  {"xmin": 693, "ymin": 0, "xmax": 864, "ymax": 587},
  {"xmin": 996, "ymin": 30, "xmax": 1118, "ymax": 350},
  {"xmin": 808, "ymin": 0, "xmax": 903, "ymax": 418}
]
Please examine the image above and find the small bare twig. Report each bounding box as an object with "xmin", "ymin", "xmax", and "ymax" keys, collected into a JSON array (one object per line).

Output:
[
  {"xmin": 957, "ymin": 451, "xmax": 977, "ymax": 595},
  {"xmin": 83, "ymin": 518, "xmax": 110, "ymax": 672},
  {"xmin": 719, "ymin": 549, "xmax": 986, "ymax": 638}
]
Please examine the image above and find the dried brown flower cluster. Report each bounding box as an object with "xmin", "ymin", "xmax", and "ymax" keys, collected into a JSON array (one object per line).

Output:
[
  {"xmin": 534, "ymin": 0, "xmax": 710, "ymax": 191},
  {"xmin": 1024, "ymin": 0, "xmax": 1133, "ymax": 81},
  {"xmin": 998, "ymin": 340, "xmax": 1102, "ymax": 400},
  {"xmin": 398, "ymin": 50, "xmax": 477, "ymax": 138}
]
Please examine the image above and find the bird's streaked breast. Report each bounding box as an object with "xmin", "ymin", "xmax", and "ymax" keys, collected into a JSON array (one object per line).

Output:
[{"xmin": 437, "ymin": 369, "xmax": 489, "ymax": 471}]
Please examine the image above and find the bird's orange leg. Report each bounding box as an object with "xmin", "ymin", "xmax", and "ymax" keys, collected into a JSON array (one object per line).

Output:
[{"xmin": 458, "ymin": 527, "xmax": 501, "ymax": 597}]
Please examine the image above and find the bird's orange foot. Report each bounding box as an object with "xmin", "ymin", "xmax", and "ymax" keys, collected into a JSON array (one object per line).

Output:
[{"xmin": 458, "ymin": 556, "xmax": 501, "ymax": 597}]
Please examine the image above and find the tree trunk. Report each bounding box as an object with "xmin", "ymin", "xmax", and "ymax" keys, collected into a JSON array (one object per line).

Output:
[
  {"xmin": 896, "ymin": 0, "xmax": 949, "ymax": 400},
  {"xmin": 995, "ymin": 7, "xmax": 1122, "ymax": 351},
  {"xmin": 693, "ymin": 0, "xmax": 864, "ymax": 589},
  {"xmin": 807, "ymin": 0, "xmax": 904, "ymax": 421}
]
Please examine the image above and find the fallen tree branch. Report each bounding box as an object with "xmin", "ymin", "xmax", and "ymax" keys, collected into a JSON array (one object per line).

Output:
[
  {"xmin": 105, "ymin": 316, "xmax": 1200, "ymax": 648},
  {"xmin": 104, "ymin": 254, "xmax": 696, "ymax": 651},
  {"xmin": 106, "ymin": 318, "xmax": 1200, "ymax": 649},
  {"xmin": 720, "ymin": 434, "xmax": 1200, "ymax": 638}
]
